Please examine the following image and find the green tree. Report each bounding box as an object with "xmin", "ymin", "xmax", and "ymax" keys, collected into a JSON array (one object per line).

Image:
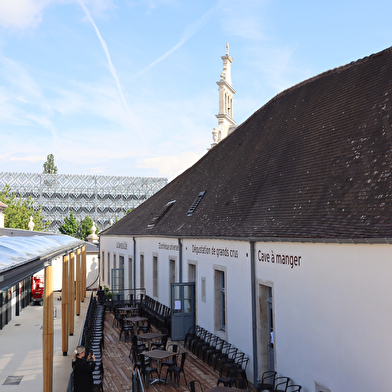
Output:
[
  {"xmin": 43, "ymin": 154, "xmax": 58, "ymax": 174},
  {"xmin": 0, "ymin": 185, "xmax": 50, "ymax": 231},
  {"xmin": 59, "ymin": 211, "xmax": 80, "ymax": 237},
  {"xmin": 80, "ymin": 215, "xmax": 98, "ymax": 240}
]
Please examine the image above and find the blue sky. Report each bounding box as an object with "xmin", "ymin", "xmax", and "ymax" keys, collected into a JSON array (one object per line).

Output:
[{"xmin": 1, "ymin": 0, "xmax": 392, "ymax": 181}]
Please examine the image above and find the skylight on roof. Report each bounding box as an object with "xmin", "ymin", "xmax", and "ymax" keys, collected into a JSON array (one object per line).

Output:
[
  {"xmin": 187, "ymin": 191, "xmax": 206, "ymax": 216},
  {"xmin": 147, "ymin": 200, "xmax": 176, "ymax": 229}
]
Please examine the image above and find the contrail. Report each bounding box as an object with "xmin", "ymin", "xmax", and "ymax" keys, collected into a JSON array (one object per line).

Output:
[
  {"xmin": 135, "ymin": 6, "xmax": 216, "ymax": 78},
  {"xmin": 78, "ymin": 1, "xmax": 130, "ymax": 111}
]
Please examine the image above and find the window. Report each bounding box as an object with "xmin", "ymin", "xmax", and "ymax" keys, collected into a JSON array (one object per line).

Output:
[
  {"xmin": 119, "ymin": 255, "xmax": 124, "ymax": 269},
  {"xmin": 101, "ymin": 251, "xmax": 105, "ymax": 283},
  {"xmin": 153, "ymin": 256, "xmax": 158, "ymax": 297},
  {"xmin": 188, "ymin": 263, "xmax": 196, "ymax": 282},
  {"xmin": 128, "ymin": 257, "xmax": 133, "ymax": 289},
  {"xmin": 187, "ymin": 192, "xmax": 205, "ymax": 216},
  {"xmin": 214, "ymin": 269, "xmax": 226, "ymax": 332},
  {"xmin": 147, "ymin": 200, "xmax": 176, "ymax": 229},
  {"xmin": 140, "ymin": 254, "xmax": 145, "ymax": 289},
  {"xmin": 113, "ymin": 253, "xmax": 117, "ymax": 269},
  {"xmin": 169, "ymin": 259, "xmax": 176, "ymax": 287},
  {"xmin": 107, "ymin": 253, "xmax": 110, "ymax": 284},
  {"xmin": 201, "ymin": 277, "xmax": 206, "ymax": 303}
]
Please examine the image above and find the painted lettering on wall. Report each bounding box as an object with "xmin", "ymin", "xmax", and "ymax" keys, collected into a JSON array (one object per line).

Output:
[
  {"xmin": 192, "ymin": 245, "xmax": 239, "ymax": 259},
  {"xmin": 116, "ymin": 241, "xmax": 128, "ymax": 250},
  {"xmin": 159, "ymin": 242, "xmax": 179, "ymax": 252},
  {"xmin": 257, "ymin": 250, "xmax": 302, "ymax": 269}
]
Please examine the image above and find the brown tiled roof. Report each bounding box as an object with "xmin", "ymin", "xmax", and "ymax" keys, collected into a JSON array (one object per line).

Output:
[{"xmin": 102, "ymin": 47, "xmax": 392, "ymax": 240}]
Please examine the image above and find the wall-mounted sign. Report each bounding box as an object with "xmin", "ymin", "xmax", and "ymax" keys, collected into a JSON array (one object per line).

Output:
[
  {"xmin": 258, "ymin": 250, "xmax": 302, "ymax": 269},
  {"xmin": 159, "ymin": 242, "xmax": 179, "ymax": 252},
  {"xmin": 191, "ymin": 244, "xmax": 239, "ymax": 259},
  {"xmin": 116, "ymin": 241, "xmax": 128, "ymax": 250}
]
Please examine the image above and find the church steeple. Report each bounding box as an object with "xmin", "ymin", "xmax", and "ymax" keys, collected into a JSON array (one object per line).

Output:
[{"xmin": 211, "ymin": 42, "xmax": 237, "ymax": 148}]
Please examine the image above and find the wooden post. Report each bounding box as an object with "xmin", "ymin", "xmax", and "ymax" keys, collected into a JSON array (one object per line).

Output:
[
  {"xmin": 69, "ymin": 252, "xmax": 75, "ymax": 336},
  {"xmin": 76, "ymin": 248, "xmax": 81, "ymax": 316},
  {"xmin": 61, "ymin": 254, "xmax": 69, "ymax": 355},
  {"xmin": 82, "ymin": 245, "xmax": 87, "ymax": 301},
  {"xmin": 43, "ymin": 264, "xmax": 53, "ymax": 392}
]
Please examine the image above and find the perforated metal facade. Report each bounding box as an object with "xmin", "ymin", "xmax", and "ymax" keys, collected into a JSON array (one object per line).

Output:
[{"xmin": 0, "ymin": 172, "xmax": 167, "ymax": 232}]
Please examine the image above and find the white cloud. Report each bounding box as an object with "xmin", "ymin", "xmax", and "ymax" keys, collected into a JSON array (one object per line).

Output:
[
  {"xmin": 0, "ymin": 0, "xmax": 52, "ymax": 29},
  {"xmin": 10, "ymin": 155, "xmax": 45, "ymax": 163},
  {"xmin": 138, "ymin": 151, "xmax": 203, "ymax": 180}
]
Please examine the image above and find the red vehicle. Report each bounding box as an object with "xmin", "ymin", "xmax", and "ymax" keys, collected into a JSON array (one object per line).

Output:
[{"xmin": 32, "ymin": 276, "xmax": 44, "ymax": 305}]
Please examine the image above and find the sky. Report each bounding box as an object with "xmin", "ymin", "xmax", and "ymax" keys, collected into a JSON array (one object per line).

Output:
[{"xmin": 1, "ymin": 1, "xmax": 392, "ymax": 181}]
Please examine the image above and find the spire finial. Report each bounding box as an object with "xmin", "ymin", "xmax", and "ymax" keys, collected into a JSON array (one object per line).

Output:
[{"xmin": 226, "ymin": 42, "xmax": 229, "ymax": 56}]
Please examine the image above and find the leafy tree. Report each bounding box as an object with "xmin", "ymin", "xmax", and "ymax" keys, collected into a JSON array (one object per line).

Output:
[
  {"xmin": 80, "ymin": 215, "xmax": 98, "ymax": 240},
  {"xmin": 43, "ymin": 154, "xmax": 58, "ymax": 174},
  {"xmin": 59, "ymin": 211, "xmax": 80, "ymax": 237},
  {"xmin": 0, "ymin": 184, "xmax": 50, "ymax": 231}
]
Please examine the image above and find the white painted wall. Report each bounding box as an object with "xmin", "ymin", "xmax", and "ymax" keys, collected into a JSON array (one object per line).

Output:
[{"xmin": 100, "ymin": 234, "xmax": 392, "ymax": 391}]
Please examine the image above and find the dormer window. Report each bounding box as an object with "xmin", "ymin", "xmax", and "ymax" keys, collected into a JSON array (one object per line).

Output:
[
  {"xmin": 187, "ymin": 191, "xmax": 206, "ymax": 216},
  {"xmin": 147, "ymin": 200, "xmax": 175, "ymax": 229}
]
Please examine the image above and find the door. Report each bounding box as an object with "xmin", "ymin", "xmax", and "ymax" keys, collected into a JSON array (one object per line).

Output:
[
  {"xmin": 258, "ymin": 284, "xmax": 275, "ymax": 376},
  {"xmin": 171, "ymin": 282, "xmax": 195, "ymax": 340},
  {"xmin": 111, "ymin": 268, "xmax": 124, "ymax": 306}
]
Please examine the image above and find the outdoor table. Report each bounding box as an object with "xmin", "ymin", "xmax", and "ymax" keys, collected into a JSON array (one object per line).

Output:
[
  {"xmin": 124, "ymin": 316, "xmax": 147, "ymax": 325},
  {"xmin": 141, "ymin": 349, "xmax": 176, "ymax": 385},
  {"xmin": 118, "ymin": 306, "xmax": 138, "ymax": 316},
  {"xmin": 137, "ymin": 332, "xmax": 165, "ymax": 350},
  {"xmin": 206, "ymin": 387, "xmax": 249, "ymax": 392}
]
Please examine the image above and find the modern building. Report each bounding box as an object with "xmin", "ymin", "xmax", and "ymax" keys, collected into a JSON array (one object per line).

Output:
[
  {"xmin": 211, "ymin": 43, "xmax": 237, "ymax": 148},
  {"xmin": 99, "ymin": 46, "xmax": 392, "ymax": 392},
  {"xmin": 0, "ymin": 172, "xmax": 167, "ymax": 232}
]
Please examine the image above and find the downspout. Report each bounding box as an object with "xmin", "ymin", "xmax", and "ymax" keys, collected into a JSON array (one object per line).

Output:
[
  {"xmin": 250, "ymin": 240, "xmax": 258, "ymax": 386},
  {"xmin": 133, "ymin": 237, "xmax": 137, "ymax": 294},
  {"xmin": 178, "ymin": 238, "xmax": 183, "ymax": 283}
]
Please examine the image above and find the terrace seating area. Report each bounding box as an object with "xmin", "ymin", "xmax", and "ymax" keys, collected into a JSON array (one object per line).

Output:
[{"xmin": 100, "ymin": 308, "xmax": 257, "ymax": 392}]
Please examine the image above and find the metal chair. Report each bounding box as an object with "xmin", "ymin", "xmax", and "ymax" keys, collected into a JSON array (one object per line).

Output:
[
  {"xmin": 165, "ymin": 351, "xmax": 188, "ymax": 386},
  {"xmin": 217, "ymin": 363, "xmax": 239, "ymax": 387},
  {"xmin": 189, "ymin": 379, "xmax": 204, "ymax": 392},
  {"xmin": 257, "ymin": 371, "xmax": 277, "ymax": 391},
  {"xmin": 273, "ymin": 377, "xmax": 291, "ymax": 392}
]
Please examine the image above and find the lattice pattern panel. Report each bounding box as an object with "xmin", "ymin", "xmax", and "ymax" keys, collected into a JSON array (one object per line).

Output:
[{"xmin": 0, "ymin": 172, "xmax": 167, "ymax": 232}]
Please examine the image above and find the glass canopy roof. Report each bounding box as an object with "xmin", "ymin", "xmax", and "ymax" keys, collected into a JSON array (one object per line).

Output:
[{"xmin": 0, "ymin": 234, "xmax": 83, "ymax": 272}]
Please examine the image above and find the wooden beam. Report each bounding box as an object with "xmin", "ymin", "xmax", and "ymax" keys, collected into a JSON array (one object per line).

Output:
[
  {"xmin": 82, "ymin": 245, "xmax": 87, "ymax": 301},
  {"xmin": 61, "ymin": 254, "xmax": 69, "ymax": 355},
  {"xmin": 76, "ymin": 248, "xmax": 81, "ymax": 316},
  {"xmin": 69, "ymin": 252, "xmax": 75, "ymax": 336},
  {"xmin": 43, "ymin": 265, "xmax": 53, "ymax": 392}
]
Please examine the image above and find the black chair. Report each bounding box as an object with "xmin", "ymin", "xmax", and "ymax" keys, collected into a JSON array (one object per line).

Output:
[
  {"xmin": 207, "ymin": 337, "xmax": 224, "ymax": 367},
  {"xmin": 138, "ymin": 317, "xmax": 153, "ymax": 334},
  {"xmin": 161, "ymin": 344, "xmax": 179, "ymax": 374},
  {"xmin": 273, "ymin": 377, "xmax": 290, "ymax": 392},
  {"xmin": 184, "ymin": 325, "xmax": 196, "ymax": 349},
  {"xmin": 165, "ymin": 351, "xmax": 188, "ymax": 386},
  {"xmin": 237, "ymin": 356, "xmax": 249, "ymax": 380},
  {"xmin": 151, "ymin": 327, "xmax": 168, "ymax": 350},
  {"xmin": 119, "ymin": 316, "xmax": 134, "ymax": 341},
  {"xmin": 257, "ymin": 371, "xmax": 277, "ymax": 391},
  {"xmin": 214, "ymin": 341, "xmax": 231, "ymax": 370},
  {"xmin": 217, "ymin": 363, "xmax": 239, "ymax": 387},
  {"xmin": 189, "ymin": 379, "xmax": 204, "ymax": 392},
  {"xmin": 286, "ymin": 385, "xmax": 302, "ymax": 392},
  {"xmin": 139, "ymin": 353, "xmax": 158, "ymax": 389},
  {"xmin": 236, "ymin": 377, "xmax": 249, "ymax": 390},
  {"xmin": 132, "ymin": 333, "xmax": 145, "ymax": 352}
]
